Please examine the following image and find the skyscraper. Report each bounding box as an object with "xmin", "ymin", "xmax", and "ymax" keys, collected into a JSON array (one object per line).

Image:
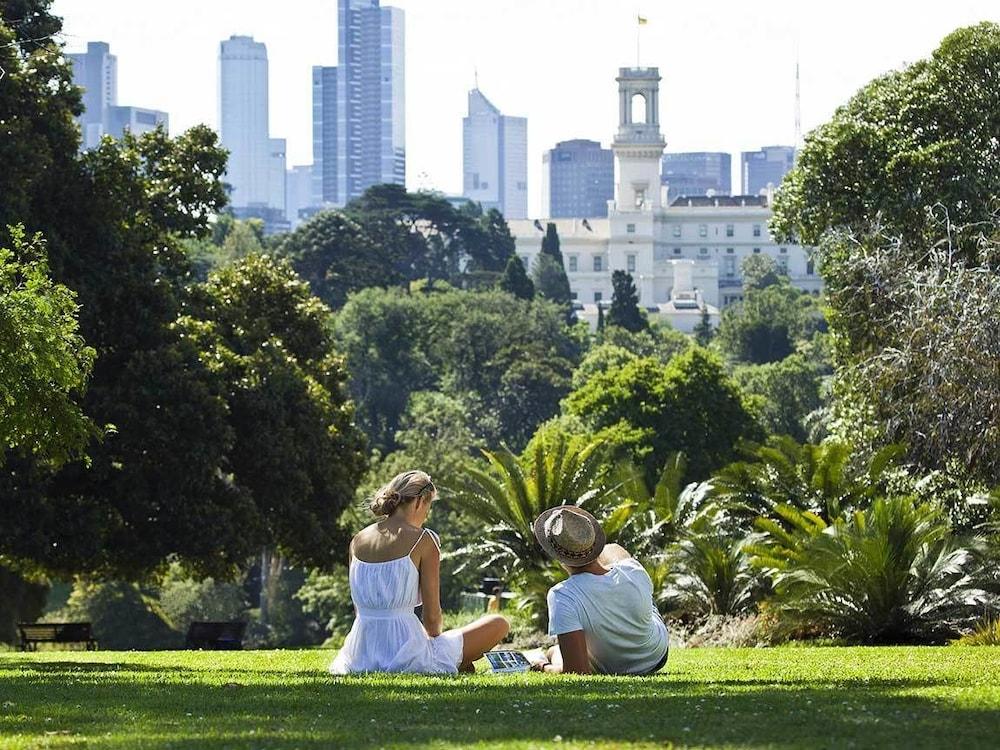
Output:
[
  {"xmin": 219, "ymin": 36, "xmax": 271, "ymax": 210},
  {"xmin": 218, "ymin": 35, "xmax": 287, "ymax": 232},
  {"xmin": 312, "ymin": 66, "xmax": 338, "ymax": 206},
  {"xmin": 741, "ymin": 145, "xmax": 796, "ymax": 195},
  {"xmin": 543, "ymin": 139, "xmax": 613, "ymax": 218},
  {"xmin": 67, "ymin": 42, "xmax": 168, "ymax": 149},
  {"xmin": 67, "ymin": 42, "xmax": 117, "ymax": 149},
  {"xmin": 462, "ymin": 88, "xmax": 527, "ymax": 219},
  {"xmin": 661, "ymin": 152, "xmax": 731, "ymax": 203},
  {"xmin": 311, "ymin": 1, "xmax": 404, "ymax": 208},
  {"xmin": 286, "ymin": 165, "xmax": 314, "ymax": 230}
]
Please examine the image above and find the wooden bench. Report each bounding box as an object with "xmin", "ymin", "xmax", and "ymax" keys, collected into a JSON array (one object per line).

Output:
[
  {"xmin": 185, "ymin": 621, "xmax": 246, "ymax": 650},
  {"xmin": 18, "ymin": 622, "xmax": 98, "ymax": 651}
]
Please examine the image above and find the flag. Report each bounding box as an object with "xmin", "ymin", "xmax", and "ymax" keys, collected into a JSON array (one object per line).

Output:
[{"xmin": 637, "ymin": 15, "xmax": 648, "ymax": 25}]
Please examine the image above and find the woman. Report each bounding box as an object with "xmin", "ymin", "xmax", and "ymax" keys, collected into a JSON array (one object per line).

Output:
[{"xmin": 331, "ymin": 470, "xmax": 509, "ymax": 674}]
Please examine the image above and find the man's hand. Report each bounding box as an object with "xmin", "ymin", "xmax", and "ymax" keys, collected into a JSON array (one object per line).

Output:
[{"xmin": 529, "ymin": 657, "xmax": 550, "ymax": 672}]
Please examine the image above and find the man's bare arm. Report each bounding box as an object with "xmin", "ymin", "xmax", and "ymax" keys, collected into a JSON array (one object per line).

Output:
[{"xmin": 598, "ymin": 543, "xmax": 633, "ymax": 567}]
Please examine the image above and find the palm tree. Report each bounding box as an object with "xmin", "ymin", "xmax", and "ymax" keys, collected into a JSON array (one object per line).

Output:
[
  {"xmin": 711, "ymin": 436, "xmax": 904, "ymax": 523},
  {"xmin": 602, "ymin": 452, "xmax": 712, "ymax": 560},
  {"xmin": 449, "ymin": 431, "xmax": 612, "ymax": 626},
  {"xmin": 658, "ymin": 515, "xmax": 759, "ymax": 617}
]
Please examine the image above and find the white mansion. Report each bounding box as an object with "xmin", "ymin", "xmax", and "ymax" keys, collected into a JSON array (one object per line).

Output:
[{"xmin": 508, "ymin": 68, "xmax": 821, "ymax": 332}]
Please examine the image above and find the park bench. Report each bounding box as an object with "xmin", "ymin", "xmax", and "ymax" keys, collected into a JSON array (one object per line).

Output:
[
  {"xmin": 185, "ymin": 621, "xmax": 246, "ymax": 650},
  {"xmin": 18, "ymin": 622, "xmax": 98, "ymax": 651}
]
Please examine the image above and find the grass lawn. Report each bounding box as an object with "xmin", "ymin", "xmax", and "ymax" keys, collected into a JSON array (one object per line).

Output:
[{"xmin": 1, "ymin": 647, "xmax": 999, "ymax": 749}]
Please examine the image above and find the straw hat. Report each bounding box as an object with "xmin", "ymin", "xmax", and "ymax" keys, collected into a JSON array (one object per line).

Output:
[{"xmin": 533, "ymin": 506, "xmax": 606, "ymax": 567}]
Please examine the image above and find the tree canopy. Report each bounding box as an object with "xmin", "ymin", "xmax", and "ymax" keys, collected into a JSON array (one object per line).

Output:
[
  {"xmin": 607, "ymin": 270, "xmax": 647, "ymax": 332},
  {"xmin": 333, "ymin": 286, "xmax": 581, "ymax": 454},
  {"xmin": 0, "ymin": 226, "xmax": 95, "ymax": 466},
  {"xmin": 498, "ymin": 255, "xmax": 534, "ymax": 300},
  {"xmin": 772, "ymin": 22, "xmax": 1000, "ymax": 261},
  {"xmin": 565, "ymin": 347, "xmax": 763, "ymax": 483}
]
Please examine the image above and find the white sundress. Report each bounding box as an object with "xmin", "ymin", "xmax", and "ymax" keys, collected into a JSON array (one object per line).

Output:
[{"xmin": 330, "ymin": 528, "xmax": 464, "ymax": 675}]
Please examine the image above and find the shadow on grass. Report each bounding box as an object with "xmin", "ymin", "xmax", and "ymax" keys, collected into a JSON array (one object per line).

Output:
[{"xmin": 1, "ymin": 663, "xmax": 999, "ymax": 748}]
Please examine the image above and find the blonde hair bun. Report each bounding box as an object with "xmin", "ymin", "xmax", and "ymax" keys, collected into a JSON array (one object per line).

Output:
[{"xmin": 369, "ymin": 470, "xmax": 435, "ymax": 517}]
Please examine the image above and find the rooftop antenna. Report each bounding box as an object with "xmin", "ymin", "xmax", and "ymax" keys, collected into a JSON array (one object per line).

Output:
[
  {"xmin": 474, "ymin": 66, "xmax": 479, "ymax": 91},
  {"xmin": 794, "ymin": 59, "xmax": 802, "ymax": 148}
]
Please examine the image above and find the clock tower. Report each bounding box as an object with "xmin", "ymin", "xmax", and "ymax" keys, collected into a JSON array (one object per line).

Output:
[{"xmin": 612, "ymin": 68, "xmax": 666, "ymax": 212}]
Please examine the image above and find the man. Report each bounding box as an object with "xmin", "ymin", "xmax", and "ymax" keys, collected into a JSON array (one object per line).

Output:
[{"xmin": 530, "ymin": 505, "xmax": 669, "ymax": 675}]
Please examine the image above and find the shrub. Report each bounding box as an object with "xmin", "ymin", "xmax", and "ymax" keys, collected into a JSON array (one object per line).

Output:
[
  {"xmin": 49, "ymin": 581, "xmax": 181, "ymax": 650},
  {"xmin": 156, "ymin": 563, "xmax": 248, "ymax": 633},
  {"xmin": 759, "ymin": 496, "xmax": 993, "ymax": 643},
  {"xmin": 658, "ymin": 513, "xmax": 759, "ymax": 618},
  {"xmin": 294, "ymin": 566, "xmax": 354, "ymax": 639},
  {"xmin": 955, "ymin": 618, "xmax": 1000, "ymax": 646}
]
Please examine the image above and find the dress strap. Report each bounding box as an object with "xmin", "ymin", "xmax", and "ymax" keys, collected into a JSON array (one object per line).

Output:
[{"xmin": 408, "ymin": 528, "xmax": 428, "ymax": 554}]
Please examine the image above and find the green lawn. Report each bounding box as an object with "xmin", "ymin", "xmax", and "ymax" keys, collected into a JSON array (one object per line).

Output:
[{"xmin": 1, "ymin": 647, "xmax": 999, "ymax": 749}]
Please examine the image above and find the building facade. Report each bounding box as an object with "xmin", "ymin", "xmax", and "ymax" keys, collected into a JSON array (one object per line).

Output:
[
  {"xmin": 218, "ymin": 35, "xmax": 287, "ymax": 233},
  {"xmin": 741, "ymin": 145, "xmax": 796, "ymax": 195},
  {"xmin": 286, "ymin": 165, "xmax": 314, "ymax": 231},
  {"xmin": 462, "ymin": 88, "xmax": 528, "ymax": 219},
  {"xmin": 543, "ymin": 139, "xmax": 613, "ymax": 219},
  {"xmin": 661, "ymin": 151, "xmax": 731, "ymax": 203},
  {"xmin": 219, "ymin": 36, "xmax": 271, "ymax": 209},
  {"xmin": 67, "ymin": 42, "xmax": 167, "ymax": 149},
  {"xmin": 67, "ymin": 42, "xmax": 117, "ymax": 149},
  {"xmin": 323, "ymin": 0, "xmax": 405, "ymax": 206},
  {"xmin": 106, "ymin": 106, "xmax": 169, "ymax": 140},
  {"xmin": 508, "ymin": 68, "xmax": 820, "ymax": 329},
  {"xmin": 312, "ymin": 66, "xmax": 338, "ymax": 207}
]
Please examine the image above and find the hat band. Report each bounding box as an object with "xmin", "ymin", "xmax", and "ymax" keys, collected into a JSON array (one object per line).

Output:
[{"xmin": 548, "ymin": 532, "xmax": 596, "ymax": 560}]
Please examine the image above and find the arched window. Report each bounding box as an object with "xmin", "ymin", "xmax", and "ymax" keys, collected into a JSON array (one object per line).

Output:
[{"xmin": 630, "ymin": 93, "xmax": 647, "ymax": 124}]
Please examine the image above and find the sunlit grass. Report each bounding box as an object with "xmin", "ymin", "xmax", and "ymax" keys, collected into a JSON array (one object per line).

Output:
[{"xmin": 1, "ymin": 646, "xmax": 999, "ymax": 748}]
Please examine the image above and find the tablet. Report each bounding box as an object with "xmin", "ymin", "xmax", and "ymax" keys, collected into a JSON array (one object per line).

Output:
[{"xmin": 484, "ymin": 650, "xmax": 532, "ymax": 673}]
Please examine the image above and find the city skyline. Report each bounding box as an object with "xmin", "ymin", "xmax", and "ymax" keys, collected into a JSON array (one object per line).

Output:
[{"xmin": 54, "ymin": 0, "xmax": 998, "ymax": 216}]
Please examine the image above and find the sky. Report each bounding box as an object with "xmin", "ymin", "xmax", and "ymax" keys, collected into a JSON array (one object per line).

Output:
[{"xmin": 53, "ymin": 0, "xmax": 999, "ymax": 215}]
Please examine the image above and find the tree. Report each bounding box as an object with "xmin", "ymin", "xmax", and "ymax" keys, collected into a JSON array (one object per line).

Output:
[
  {"xmin": 451, "ymin": 431, "xmax": 614, "ymax": 628},
  {"xmin": 565, "ymin": 347, "xmax": 763, "ymax": 483},
  {"xmin": 342, "ymin": 185, "xmax": 516, "ymax": 287},
  {"xmin": 733, "ymin": 352, "xmax": 827, "ymax": 442},
  {"xmin": 711, "ymin": 436, "xmax": 903, "ymax": 523},
  {"xmin": 693, "ymin": 306, "xmax": 714, "ymax": 346},
  {"xmin": 278, "ymin": 210, "xmax": 393, "ymax": 309},
  {"xmin": 428, "ymin": 290, "xmax": 579, "ymax": 451},
  {"xmin": 0, "ymin": 226, "xmax": 95, "ymax": 466},
  {"xmin": 540, "ymin": 222, "xmax": 563, "ymax": 265},
  {"xmin": 0, "ymin": 2, "xmax": 81, "ymax": 237},
  {"xmin": 607, "ymin": 270, "xmax": 647, "ymax": 332},
  {"xmin": 0, "ymin": 123, "xmax": 250, "ymax": 579},
  {"xmin": 462, "ymin": 205, "xmax": 516, "ymax": 274},
  {"xmin": 715, "ymin": 282, "xmax": 824, "ymax": 365},
  {"xmin": 497, "ymin": 254, "xmax": 534, "ymax": 300},
  {"xmin": 184, "ymin": 217, "xmax": 266, "ymax": 281},
  {"xmin": 180, "ymin": 254, "xmax": 367, "ymax": 568},
  {"xmin": 822, "ymin": 229, "xmax": 1000, "ymax": 484},
  {"xmin": 772, "ymin": 22, "xmax": 1000, "ymax": 260},
  {"xmin": 740, "ymin": 254, "xmax": 783, "ymax": 291},
  {"xmin": 333, "ymin": 286, "xmax": 579, "ymax": 454},
  {"xmin": 600, "ymin": 323, "xmax": 690, "ymax": 363},
  {"xmin": 770, "ymin": 22, "xmax": 1000, "ymax": 484},
  {"xmin": 331, "ymin": 288, "xmax": 435, "ymax": 453},
  {"xmin": 532, "ymin": 253, "xmax": 573, "ymax": 323}
]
